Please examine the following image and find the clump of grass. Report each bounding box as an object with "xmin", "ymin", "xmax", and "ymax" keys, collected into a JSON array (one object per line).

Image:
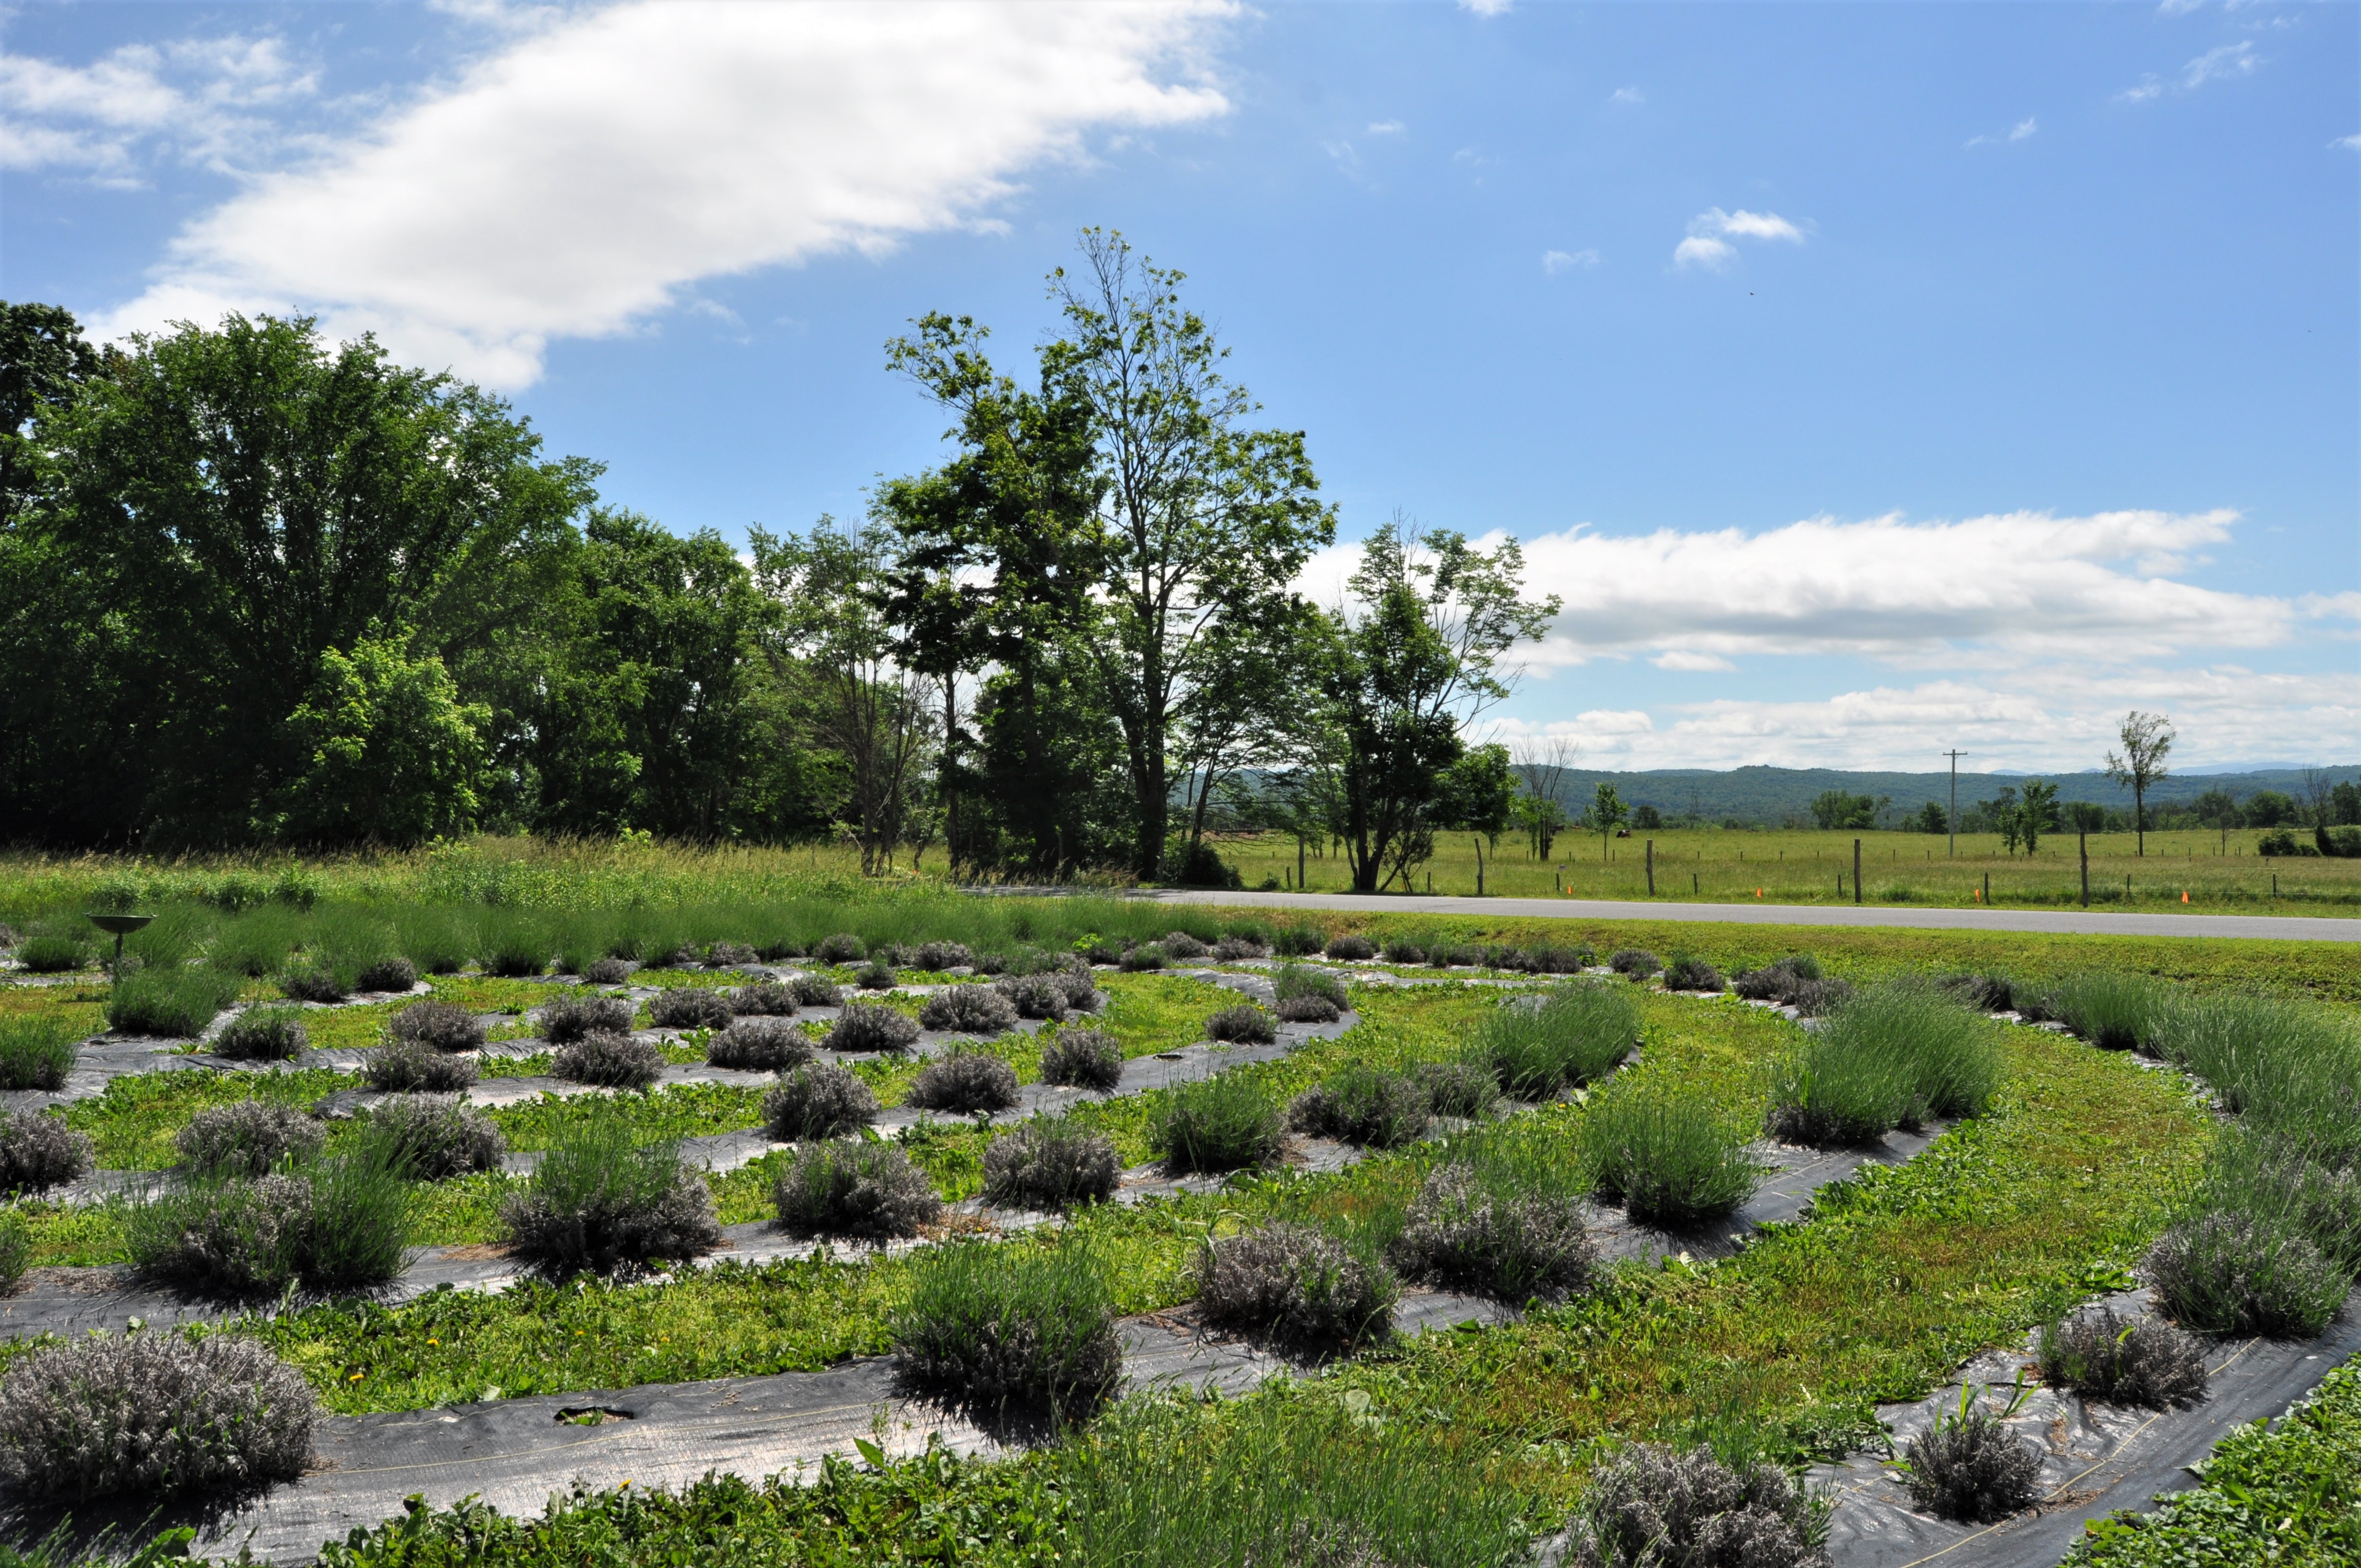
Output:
[
  {"xmin": 106, "ymin": 966, "xmax": 241, "ymax": 1038},
  {"xmin": 1481, "ymin": 982, "xmax": 1639, "ymax": 1100},
  {"xmin": 905, "ymin": 1050, "xmax": 1021, "ymax": 1114},
  {"xmin": 1565, "ymin": 1442, "xmax": 1825, "ymax": 1568},
  {"xmin": 708, "ymin": 1017, "xmax": 813, "ymax": 1071},
  {"xmin": 1272, "ymin": 963, "xmax": 1348, "ymax": 1022},
  {"xmin": 552, "ymin": 1032, "xmax": 664, "ymax": 1090},
  {"xmin": 0, "ymin": 1331, "xmax": 317, "ymax": 1502},
  {"xmin": 0, "ymin": 1212, "xmax": 25, "ymax": 1290},
  {"xmin": 1323, "ymin": 933, "xmax": 1376, "ymax": 962},
  {"xmin": 1151, "ymin": 1074, "xmax": 1283, "ymax": 1173},
  {"xmin": 2037, "ymin": 1306, "xmax": 2207, "ymax": 1409},
  {"xmin": 1418, "ymin": 1058, "xmax": 1503, "ymax": 1120},
  {"xmin": 891, "ymin": 1241, "xmax": 1121, "ymax": 1418},
  {"xmin": 212, "ymin": 1006, "xmax": 308, "ymax": 1062},
  {"xmin": 1380, "ymin": 935, "xmax": 1427, "ymax": 965},
  {"xmin": 765, "ymin": 1063, "xmax": 879, "ymax": 1140},
  {"xmin": 650, "ymin": 987, "xmax": 732, "ymax": 1031},
  {"xmin": 1427, "ymin": 942, "xmax": 1483, "ymax": 968},
  {"xmin": 499, "ymin": 1107, "xmax": 721, "ymax": 1275},
  {"xmin": 1608, "ymin": 949, "xmax": 1661, "ymax": 980},
  {"xmin": 1162, "ymin": 931, "xmax": 1210, "ymax": 960},
  {"xmin": 1661, "ymin": 955, "xmax": 1725, "ymax": 993},
  {"xmin": 1194, "ymin": 1222, "xmax": 1395, "ymax": 1349},
  {"xmin": 176, "ymin": 1101, "xmax": 325, "ymax": 1177},
  {"xmin": 0, "ymin": 1014, "xmax": 78, "ymax": 1091},
  {"xmin": 2146, "ymin": 995, "xmax": 2361, "ymax": 1166},
  {"xmin": 983, "ymin": 1116, "xmax": 1121, "ymax": 1211},
  {"xmin": 365, "ymin": 1036, "xmax": 479, "ymax": 1092},
  {"xmin": 1288, "ymin": 1066, "xmax": 1430, "ymax": 1148},
  {"xmin": 481, "ymin": 935, "xmax": 549, "ymax": 978},
  {"xmin": 276, "ymin": 959, "xmax": 349, "ymax": 1003},
  {"xmin": 1579, "ymin": 1084, "xmax": 1766, "ymax": 1226},
  {"xmin": 826, "ymin": 1003, "xmax": 921, "ymax": 1054},
  {"xmin": 0, "ymin": 1110, "xmax": 94, "ymax": 1195},
  {"xmin": 855, "ymin": 958, "xmax": 899, "ymax": 991},
  {"xmin": 127, "ymin": 1148, "xmax": 415, "ymax": 1297},
  {"xmin": 1119, "ymin": 943, "xmax": 1168, "ymax": 973},
  {"xmin": 389, "ymin": 999, "xmax": 485, "ymax": 1053},
  {"xmin": 730, "ymin": 981, "xmax": 797, "ymax": 1016},
  {"xmin": 1732, "ymin": 954, "xmax": 1821, "ymax": 998},
  {"xmin": 815, "ymin": 933, "xmax": 867, "ymax": 964},
  {"xmin": 355, "ymin": 955, "xmax": 417, "ymax": 993},
  {"xmin": 1535, "ymin": 943, "xmax": 1597, "ymax": 973},
  {"xmin": 364, "ymin": 1093, "xmax": 505, "ymax": 1179},
  {"xmin": 1766, "ymin": 979, "xmax": 2001, "ymax": 1146},
  {"xmin": 920, "ymin": 983, "xmax": 1020, "ymax": 1036},
  {"xmin": 1275, "ymin": 993, "xmax": 1341, "ymax": 1024},
  {"xmin": 1040, "ymin": 1029, "xmax": 1123, "ymax": 1092},
  {"xmin": 542, "ymin": 995, "xmax": 634, "ymax": 1042},
  {"xmin": 788, "ymin": 972, "xmax": 844, "ymax": 1007},
  {"xmin": 1936, "ymin": 972, "xmax": 2016, "ymax": 1012},
  {"xmin": 2039, "ymin": 972, "xmax": 2165, "ymax": 1050},
  {"xmin": 773, "ymin": 1139, "xmax": 941, "ymax": 1240},
  {"xmin": 1274, "ymin": 925, "xmax": 1325, "ymax": 957},
  {"xmin": 1390, "ymin": 1161, "xmax": 1593, "ymax": 1304},
  {"xmin": 15, "ymin": 933, "xmax": 89, "ymax": 973},
  {"xmin": 1900, "ymin": 1392, "xmax": 2041, "ymax": 1522},
  {"xmin": 1206, "ymin": 1003, "xmax": 1277, "ymax": 1044}
]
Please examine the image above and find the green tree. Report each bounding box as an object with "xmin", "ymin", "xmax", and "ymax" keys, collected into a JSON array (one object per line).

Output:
[
  {"xmin": 268, "ymin": 635, "xmax": 491, "ymax": 844},
  {"xmin": 2016, "ymin": 778, "xmax": 2058, "ymax": 855},
  {"xmin": 2104, "ymin": 710, "xmax": 2174, "ymax": 856},
  {"xmin": 1586, "ymin": 781, "xmax": 1628, "ymax": 862},
  {"xmin": 1, "ymin": 301, "xmax": 107, "ymax": 524},
  {"xmin": 1810, "ymin": 790, "xmax": 1877, "ymax": 830},
  {"xmin": 1911, "ymin": 801, "xmax": 1949, "ymax": 834}
]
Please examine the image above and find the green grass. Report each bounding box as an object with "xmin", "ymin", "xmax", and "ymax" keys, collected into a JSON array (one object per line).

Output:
[
  {"xmin": 0, "ymin": 1014, "xmax": 78, "ymax": 1091},
  {"xmin": 1577, "ymin": 1080, "xmax": 1766, "ymax": 1225},
  {"xmin": 61, "ymin": 1066, "xmax": 354, "ymax": 1168}
]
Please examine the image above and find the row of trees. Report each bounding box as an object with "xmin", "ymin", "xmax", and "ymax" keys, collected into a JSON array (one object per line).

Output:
[{"xmin": 0, "ymin": 235, "xmax": 1559, "ymax": 889}]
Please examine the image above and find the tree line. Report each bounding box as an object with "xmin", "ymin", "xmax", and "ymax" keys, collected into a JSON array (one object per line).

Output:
[{"xmin": 0, "ymin": 233, "xmax": 1559, "ymax": 888}]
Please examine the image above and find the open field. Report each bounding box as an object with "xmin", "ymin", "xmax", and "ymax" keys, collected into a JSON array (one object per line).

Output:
[{"xmin": 0, "ymin": 853, "xmax": 2356, "ymax": 1565}]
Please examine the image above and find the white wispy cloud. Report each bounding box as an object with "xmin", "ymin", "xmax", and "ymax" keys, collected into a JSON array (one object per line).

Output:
[
  {"xmin": 2120, "ymin": 39, "xmax": 2264, "ymax": 104},
  {"xmin": 2156, "ymin": 0, "xmax": 2204, "ymax": 16},
  {"xmin": 0, "ymin": 35, "xmax": 317, "ymax": 182},
  {"xmin": 1542, "ymin": 248, "xmax": 1600, "ymax": 275},
  {"xmin": 1366, "ymin": 119, "xmax": 1405, "ymax": 135},
  {"xmin": 76, "ymin": 1, "xmax": 1233, "ymax": 386},
  {"xmin": 1967, "ymin": 115, "xmax": 2039, "ymax": 149},
  {"xmin": 1608, "ymin": 86, "xmax": 1644, "ymax": 107},
  {"xmin": 1458, "ymin": 0, "xmax": 1514, "ymax": 15},
  {"xmin": 1673, "ymin": 207, "xmax": 1804, "ymax": 269},
  {"xmin": 2333, "ymin": 133, "xmax": 2361, "ymax": 150}
]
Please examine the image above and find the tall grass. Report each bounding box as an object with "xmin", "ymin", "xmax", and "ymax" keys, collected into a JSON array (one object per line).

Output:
[
  {"xmin": 1150, "ymin": 1074, "xmax": 1283, "ymax": 1172},
  {"xmin": 1579, "ymin": 1082, "xmax": 1766, "ymax": 1225},
  {"xmin": 1479, "ymin": 981, "xmax": 1639, "ymax": 1099},
  {"xmin": 1766, "ymin": 979, "xmax": 2002, "ymax": 1145},
  {"xmin": 2148, "ymin": 993, "xmax": 2361, "ymax": 1166},
  {"xmin": 104, "ymin": 966, "xmax": 241, "ymax": 1038},
  {"xmin": 0, "ymin": 1015, "xmax": 78, "ymax": 1091},
  {"xmin": 498, "ymin": 1105, "xmax": 721, "ymax": 1273},
  {"xmin": 2037, "ymin": 971, "xmax": 2167, "ymax": 1050},
  {"xmin": 890, "ymin": 1241, "xmax": 1120, "ymax": 1418}
]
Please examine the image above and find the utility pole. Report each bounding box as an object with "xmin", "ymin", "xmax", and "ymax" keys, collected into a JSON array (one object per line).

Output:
[{"xmin": 1945, "ymin": 749, "xmax": 1965, "ymax": 858}]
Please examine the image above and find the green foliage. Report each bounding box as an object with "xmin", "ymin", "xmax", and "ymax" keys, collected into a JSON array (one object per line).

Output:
[
  {"xmin": 2039, "ymin": 971, "xmax": 2167, "ymax": 1050},
  {"xmin": 498, "ymin": 1104, "xmax": 721, "ymax": 1273},
  {"xmin": 267, "ymin": 635, "xmax": 492, "ymax": 845},
  {"xmin": 104, "ymin": 965, "xmax": 241, "ymax": 1038},
  {"xmin": 1150, "ymin": 1072, "xmax": 1283, "ymax": 1172},
  {"xmin": 1767, "ymin": 979, "xmax": 2002, "ymax": 1144},
  {"xmin": 1580, "ymin": 1081, "xmax": 1767, "ymax": 1224},
  {"xmin": 890, "ymin": 1239, "xmax": 1120, "ymax": 1417},
  {"xmin": 0, "ymin": 1013, "xmax": 77, "ymax": 1090},
  {"xmin": 1810, "ymin": 790, "xmax": 1879, "ymax": 831},
  {"xmin": 1479, "ymin": 982, "xmax": 1639, "ymax": 1099}
]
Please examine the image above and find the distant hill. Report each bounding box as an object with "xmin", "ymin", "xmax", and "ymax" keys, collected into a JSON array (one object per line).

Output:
[{"xmin": 1523, "ymin": 764, "xmax": 2361, "ymax": 825}]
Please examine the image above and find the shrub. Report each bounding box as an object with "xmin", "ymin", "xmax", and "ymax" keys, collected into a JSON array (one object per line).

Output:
[
  {"xmin": 15, "ymin": 933, "xmax": 88, "ymax": 973},
  {"xmin": 211, "ymin": 1006, "xmax": 309, "ymax": 1063},
  {"xmin": 1732, "ymin": 955, "xmax": 1822, "ymax": 1001},
  {"xmin": 1288, "ymin": 1066, "xmax": 1429, "ymax": 1148},
  {"xmin": 2043, "ymin": 972, "xmax": 2165, "ymax": 1051},
  {"xmin": 1391, "ymin": 1161, "xmax": 1594, "ymax": 1304},
  {"xmin": 1535, "ymin": 943, "xmax": 1597, "ymax": 974},
  {"xmin": 983, "ymin": 1117, "xmax": 1122, "ymax": 1210},
  {"xmin": 1151, "ymin": 1074, "xmax": 1283, "ymax": 1172},
  {"xmin": 1274, "ymin": 925, "xmax": 1325, "ymax": 957},
  {"xmin": 389, "ymin": 999, "xmax": 485, "ymax": 1052},
  {"xmin": 2037, "ymin": 1306, "xmax": 2207, "ymax": 1409},
  {"xmin": 1418, "ymin": 1058, "xmax": 1502, "ymax": 1120},
  {"xmin": 1380, "ymin": 937, "xmax": 1426, "ymax": 965},
  {"xmin": 921, "ymin": 983, "xmax": 1021, "ymax": 1036},
  {"xmin": 2144, "ymin": 1211, "xmax": 2347, "ymax": 1338},
  {"xmin": 1427, "ymin": 943, "xmax": 1483, "ymax": 968},
  {"xmin": 1937, "ymin": 972, "xmax": 2015, "ymax": 1012},
  {"xmin": 364, "ymin": 1036, "xmax": 479, "ymax": 1091},
  {"xmin": 176, "ymin": 1102, "xmax": 325, "ymax": 1177},
  {"xmin": 1900, "ymin": 1397, "xmax": 2041, "ymax": 1522},
  {"xmin": 1565, "ymin": 1442, "xmax": 1822, "ymax": 1568},
  {"xmin": 826, "ymin": 1002, "xmax": 921, "ymax": 1054},
  {"xmin": 1323, "ymin": 933, "xmax": 1377, "ymax": 962},
  {"xmin": 706, "ymin": 941, "xmax": 759, "ymax": 968},
  {"xmin": 1212, "ymin": 933, "xmax": 1271, "ymax": 961},
  {"xmin": 891, "ymin": 1241, "xmax": 1121, "ymax": 1417},
  {"xmin": 0, "ymin": 1212, "xmax": 24, "ymax": 1291},
  {"xmin": 583, "ymin": 956, "xmax": 633, "ymax": 985},
  {"xmin": 1119, "ymin": 942, "xmax": 1167, "ymax": 972},
  {"xmin": 1766, "ymin": 980, "xmax": 2001, "ymax": 1144},
  {"xmin": 362, "ymin": 1093, "xmax": 505, "ymax": 1180},
  {"xmin": 276, "ymin": 960, "xmax": 349, "ymax": 1004},
  {"xmin": 1608, "ymin": 949, "xmax": 1661, "ymax": 980},
  {"xmin": 788, "ymin": 972, "xmax": 844, "ymax": 1008},
  {"xmin": 730, "ymin": 981, "xmax": 797, "ymax": 1016},
  {"xmin": 1168, "ymin": 840, "xmax": 1242, "ymax": 889},
  {"xmin": 1661, "ymin": 955, "xmax": 1725, "ymax": 993},
  {"xmin": 1051, "ymin": 964, "xmax": 1104, "ymax": 1012},
  {"xmin": 499, "ymin": 1109, "xmax": 721, "ymax": 1273},
  {"xmin": 995, "ymin": 973, "xmax": 1070, "ymax": 1022},
  {"xmin": 1040, "ymin": 1029, "xmax": 1124, "ymax": 1092},
  {"xmin": 815, "ymin": 933, "xmax": 868, "ymax": 965},
  {"xmin": 905, "ymin": 1050, "xmax": 1022, "ymax": 1114},
  {"xmin": 552, "ymin": 1031, "xmax": 665, "ymax": 1090},
  {"xmin": 1783, "ymin": 977, "xmax": 1854, "ymax": 1017},
  {"xmin": 482, "ymin": 937, "xmax": 548, "ymax": 978},
  {"xmin": 1194, "ymin": 1222, "xmax": 1395, "ymax": 1348},
  {"xmin": 0, "ymin": 1014, "xmax": 78, "ymax": 1091},
  {"xmin": 1077, "ymin": 939, "xmax": 1123, "ymax": 966},
  {"xmin": 773, "ymin": 1140, "xmax": 941, "ymax": 1240},
  {"xmin": 106, "ymin": 966, "xmax": 241, "ymax": 1038},
  {"xmin": 649, "ymin": 987, "xmax": 732, "ymax": 1031},
  {"xmin": 1274, "ymin": 993, "xmax": 1342, "ymax": 1023},
  {"xmin": 1205, "ymin": 1003, "xmax": 1277, "ymax": 1044},
  {"xmin": 765, "ymin": 1063, "xmax": 879, "ymax": 1140},
  {"xmin": 1486, "ymin": 946, "xmax": 1540, "ymax": 974},
  {"xmin": 352, "ymin": 955, "xmax": 417, "ymax": 994},
  {"xmin": 911, "ymin": 940, "xmax": 973, "ymax": 972},
  {"xmin": 708, "ymin": 1017, "xmax": 813, "ymax": 1071},
  {"xmin": 1162, "ymin": 930, "xmax": 1211, "ymax": 960},
  {"xmin": 1579, "ymin": 1086, "xmax": 1764, "ymax": 1225},
  {"xmin": 1481, "ymin": 982, "xmax": 1640, "ymax": 1099},
  {"xmin": 0, "ymin": 1110, "xmax": 94, "ymax": 1194},
  {"xmin": 127, "ymin": 1153, "xmax": 414, "ymax": 1296},
  {"xmin": 1274, "ymin": 963, "xmax": 1348, "ymax": 1010},
  {"xmin": 542, "ymin": 995, "xmax": 635, "ymax": 1042},
  {"xmin": 855, "ymin": 959, "xmax": 899, "ymax": 991},
  {"xmin": 0, "ymin": 1331, "xmax": 316, "ymax": 1502}
]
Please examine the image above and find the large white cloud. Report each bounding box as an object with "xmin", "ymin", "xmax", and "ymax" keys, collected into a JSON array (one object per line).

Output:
[{"xmin": 77, "ymin": 2, "xmax": 1232, "ymax": 384}]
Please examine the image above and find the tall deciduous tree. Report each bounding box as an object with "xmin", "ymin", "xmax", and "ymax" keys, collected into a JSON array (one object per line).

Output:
[
  {"xmin": 1587, "ymin": 781, "xmax": 1628, "ymax": 863},
  {"xmin": 2104, "ymin": 711, "xmax": 2174, "ymax": 857}
]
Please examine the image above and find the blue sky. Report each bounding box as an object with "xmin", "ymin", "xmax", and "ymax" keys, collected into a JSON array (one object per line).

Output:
[{"xmin": 4, "ymin": 0, "xmax": 2355, "ymax": 772}]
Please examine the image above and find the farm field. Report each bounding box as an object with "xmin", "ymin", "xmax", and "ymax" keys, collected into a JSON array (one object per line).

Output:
[{"xmin": 0, "ymin": 861, "xmax": 2355, "ymax": 1566}]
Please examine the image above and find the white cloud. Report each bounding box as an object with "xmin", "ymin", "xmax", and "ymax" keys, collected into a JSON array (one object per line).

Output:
[
  {"xmin": 1542, "ymin": 247, "xmax": 1600, "ymax": 275},
  {"xmin": 0, "ymin": 35, "xmax": 316, "ymax": 181},
  {"xmin": 1458, "ymin": 0, "xmax": 1514, "ymax": 15},
  {"xmin": 2010, "ymin": 115, "xmax": 2038, "ymax": 140},
  {"xmin": 1608, "ymin": 86, "xmax": 1644, "ymax": 107},
  {"xmin": 2333, "ymin": 133, "xmax": 2361, "ymax": 150},
  {"xmin": 1366, "ymin": 119, "xmax": 1405, "ymax": 135},
  {"xmin": 1673, "ymin": 207, "xmax": 1803, "ymax": 268},
  {"xmin": 2182, "ymin": 40, "xmax": 2259, "ymax": 86},
  {"xmin": 2156, "ymin": 0, "xmax": 2204, "ymax": 15},
  {"xmin": 81, "ymin": 1, "xmax": 1232, "ymax": 386},
  {"xmin": 2118, "ymin": 75, "xmax": 2166, "ymax": 104},
  {"xmin": 1652, "ymin": 650, "xmax": 1736, "ymax": 672}
]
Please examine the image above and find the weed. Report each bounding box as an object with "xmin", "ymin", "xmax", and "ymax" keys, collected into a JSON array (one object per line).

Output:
[
  {"xmin": 541, "ymin": 995, "xmax": 634, "ymax": 1042},
  {"xmin": 499, "ymin": 1108, "xmax": 721, "ymax": 1275},
  {"xmin": 1481, "ymin": 982, "xmax": 1639, "ymax": 1099},
  {"xmin": 364, "ymin": 1037, "xmax": 478, "ymax": 1092},
  {"xmin": 2037, "ymin": 1306, "xmax": 2207, "ymax": 1409},
  {"xmin": 773, "ymin": 1140, "xmax": 941, "ymax": 1240},
  {"xmin": 905, "ymin": 1050, "xmax": 1021, "ymax": 1114},
  {"xmin": 0, "ymin": 1014, "xmax": 78, "ymax": 1091},
  {"xmin": 106, "ymin": 966, "xmax": 240, "ymax": 1038},
  {"xmin": 1206, "ymin": 1003, "xmax": 1277, "ymax": 1044},
  {"xmin": 650, "ymin": 987, "xmax": 733, "ymax": 1031},
  {"xmin": 765, "ymin": 1063, "xmax": 879, "ymax": 1140},
  {"xmin": 891, "ymin": 1241, "xmax": 1120, "ymax": 1417},
  {"xmin": 982, "ymin": 1117, "xmax": 1120, "ymax": 1210},
  {"xmin": 1900, "ymin": 1387, "xmax": 2042, "ymax": 1522},
  {"xmin": 1566, "ymin": 1442, "xmax": 1824, "ymax": 1568},
  {"xmin": 212, "ymin": 1006, "xmax": 308, "ymax": 1062},
  {"xmin": 363, "ymin": 1094, "xmax": 506, "ymax": 1179},
  {"xmin": 176, "ymin": 1102, "xmax": 325, "ymax": 1177},
  {"xmin": 0, "ymin": 1110, "xmax": 94, "ymax": 1194},
  {"xmin": 389, "ymin": 999, "xmax": 485, "ymax": 1053},
  {"xmin": 1195, "ymin": 1222, "xmax": 1395, "ymax": 1348},
  {"xmin": 0, "ymin": 1331, "xmax": 315, "ymax": 1501},
  {"xmin": 1040, "ymin": 1030, "xmax": 1123, "ymax": 1092},
  {"xmin": 708, "ymin": 1017, "xmax": 813, "ymax": 1071},
  {"xmin": 552, "ymin": 1032, "xmax": 664, "ymax": 1090},
  {"xmin": 920, "ymin": 983, "xmax": 1020, "ymax": 1036},
  {"xmin": 1391, "ymin": 1161, "xmax": 1594, "ymax": 1304},
  {"xmin": 1580, "ymin": 1085, "xmax": 1765, "ymax": 1225},
  {"xmin": 1151, "ymin": 1074, "xmax": 1283, "ymax": 1172},
  {"xmin": 1289, "ymin": 1066, "xmax": 1430, "ymax": 1148},
  {"xmin": 827, "ymin": 1002, "xmax": 921, "ymax": 1054}
]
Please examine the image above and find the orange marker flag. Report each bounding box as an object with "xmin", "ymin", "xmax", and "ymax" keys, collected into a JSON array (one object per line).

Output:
[{"xmin": 2182, "ymin": 891, "xmax": 2190, "ymax": 903}]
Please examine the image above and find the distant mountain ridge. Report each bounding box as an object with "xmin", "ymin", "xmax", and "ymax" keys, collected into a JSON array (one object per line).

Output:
[{"xmin": 1525, "ymin": 764, "xmax": 2361, "ymax": 824}]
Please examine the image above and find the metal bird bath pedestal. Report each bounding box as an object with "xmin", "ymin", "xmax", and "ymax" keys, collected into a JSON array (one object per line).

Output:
[{"xmin": 86, "ymin": 912, "xmax": 153, "ymax": 977}]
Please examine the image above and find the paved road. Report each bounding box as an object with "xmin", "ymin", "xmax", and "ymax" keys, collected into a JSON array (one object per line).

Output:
[{"xmin": 1135, "ymin": 889, "xmax": 2361, "ymax": 942}]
